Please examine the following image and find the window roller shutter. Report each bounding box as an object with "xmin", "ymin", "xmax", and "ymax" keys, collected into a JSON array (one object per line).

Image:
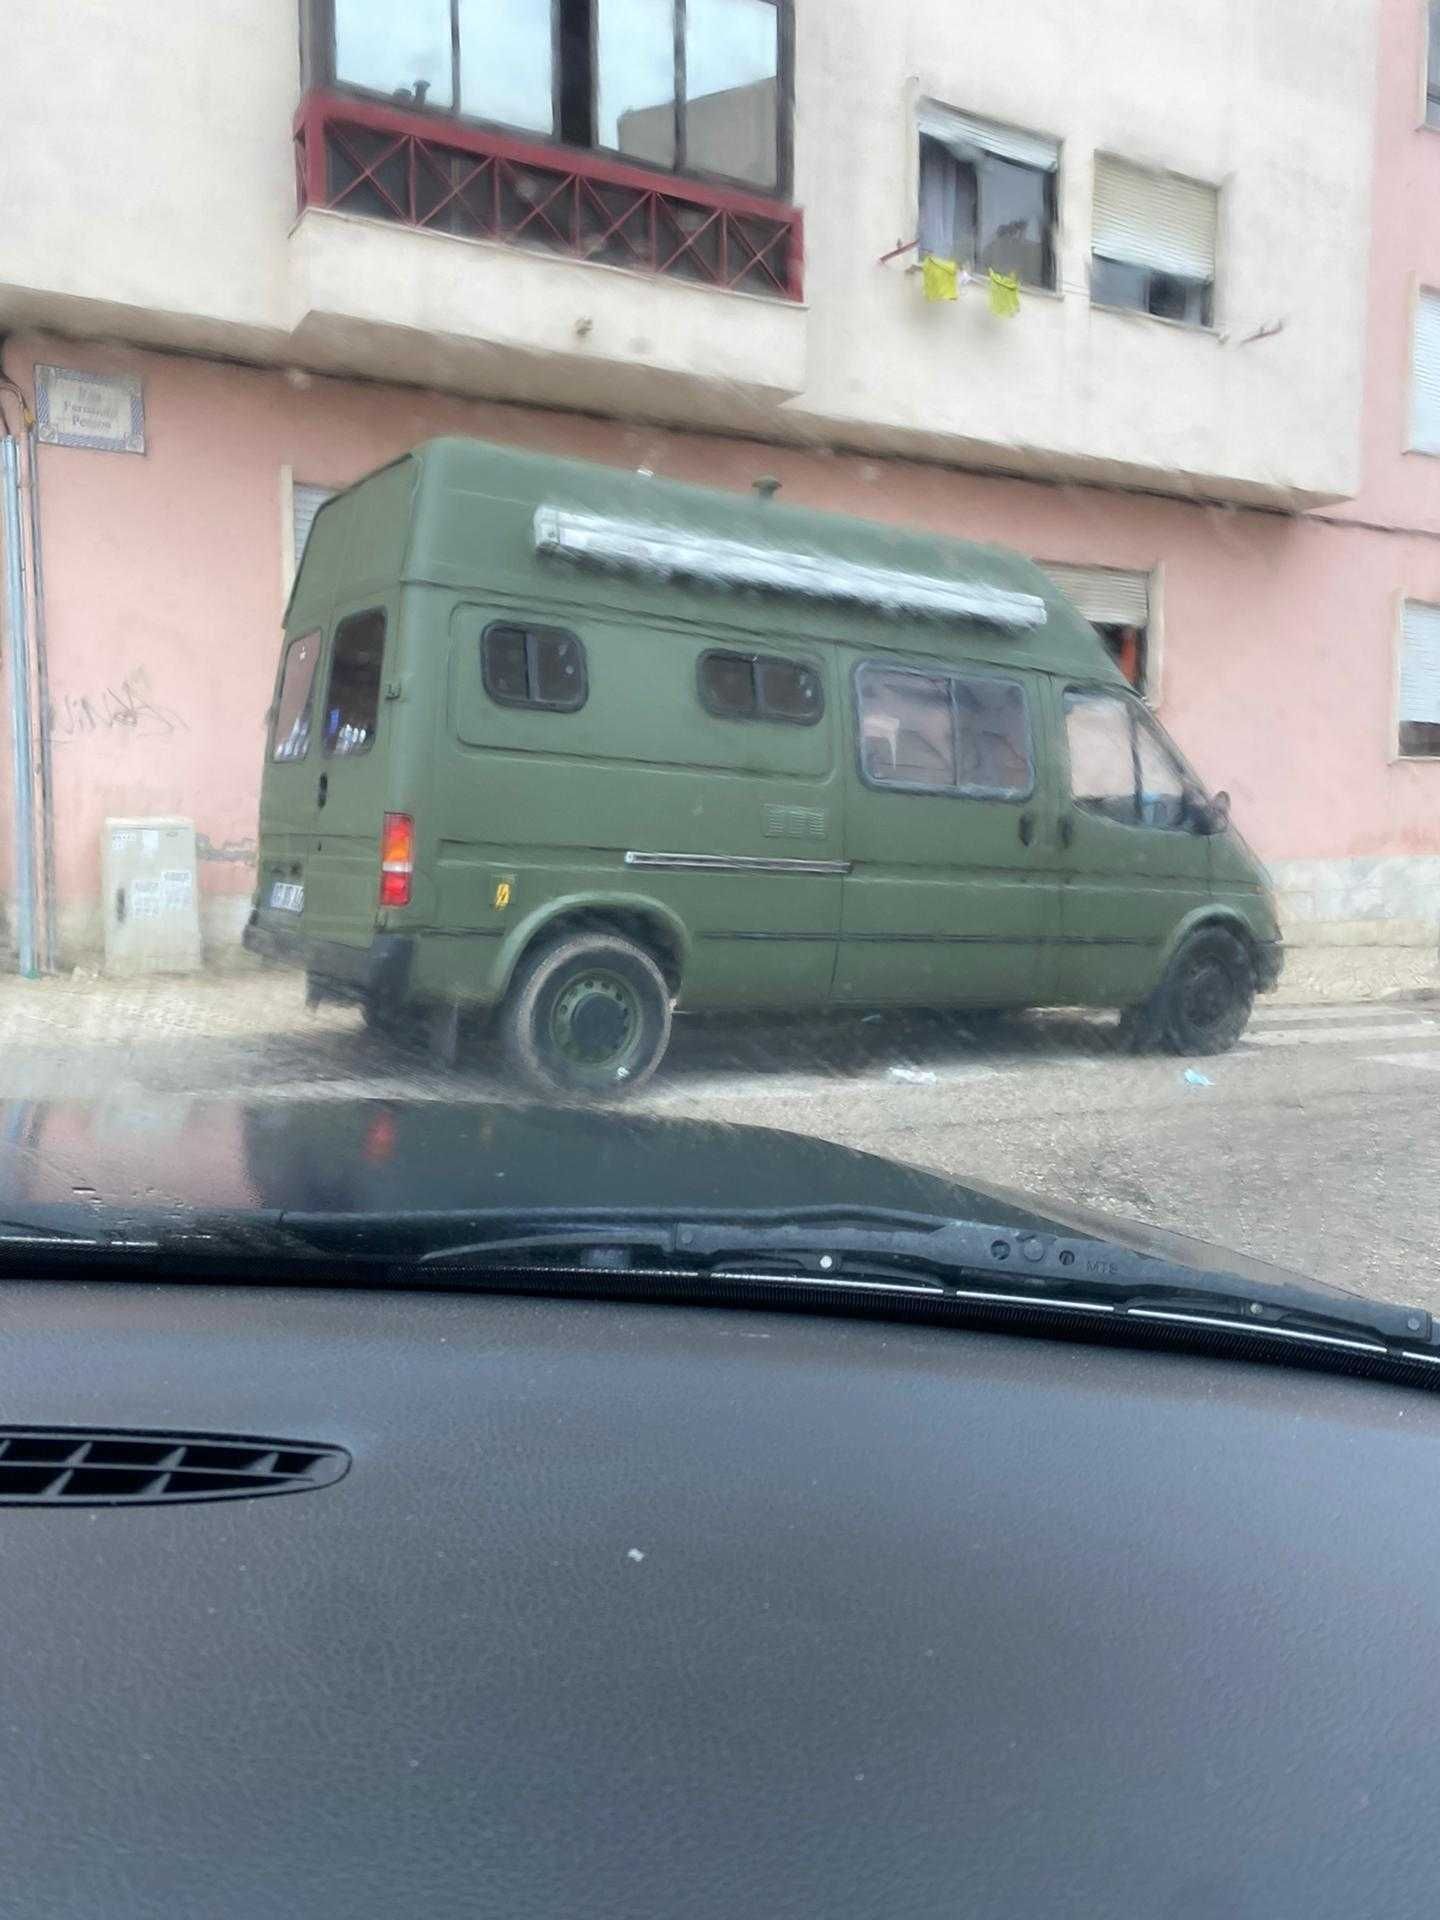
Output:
[
  {"xmin": 293, "ymin": 483, "xmax": 336, "ymax": 575},
  {"xmin": 1411, "ymin": 292, "xmax": 1440, "ymax": 454},
  {"xmin": 918, "ymin": 102, "xmax": 1058, "ymax": 173},
  {"xmin": 1093, "ymin": 155, "xmax": 1216, "ymax": 282},
  {"xmin": 1043, "ymin": 564, "xmax": 1150, "ymax": 628},
  {"xmin": 1400, "ymin": 601, "xmax": 1440, "ymax": 725}
]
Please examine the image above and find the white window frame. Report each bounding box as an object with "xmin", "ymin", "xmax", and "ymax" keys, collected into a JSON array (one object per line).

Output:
[
  {"xmin": 280, "ymin": 466, "xmax": 340, "ymax": 605},
  {"xmin": 1408, "ymin": 284, "xmax": 1440, "ymax": 454},
  {"xmin": 1039, "ymin": 560, "xmax": 1163, "ymax": 705},
  {"xmin": 903, "ymin": 82, "xmax": 1064, "ymax": 298},
  {"xmin": 1395, "ymin": 594, "xmax": 1440, "ymax": 760},
  {"xmin": 1090, "ymin": 153, "xmax": 1219, "ymax": 330},
  {"xmin": 1424, "ymin": 0, "xmax": 1440, "ymax": 129}
]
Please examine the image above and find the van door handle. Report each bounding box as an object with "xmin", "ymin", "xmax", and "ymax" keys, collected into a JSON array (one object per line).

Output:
[
  {"xmin": 1017, "ymin": 812, "xmax": 1034, "ymax": 846},
  {"xmin": 1058, "ymin": 815, "xmax": 1074, "ymax": 849},
  {"xmin": 317, "ymin": 772, "xmax": 328, "ymax": 810}
]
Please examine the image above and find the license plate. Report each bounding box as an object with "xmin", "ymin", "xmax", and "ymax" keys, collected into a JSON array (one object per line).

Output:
[{"xmin": 269, "ymin": 881, "xmax": 304, "ymax": 913}]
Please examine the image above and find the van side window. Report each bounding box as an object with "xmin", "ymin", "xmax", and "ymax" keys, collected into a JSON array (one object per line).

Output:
[
  {"xmin": 698, "ymin": 650, "xmax": 824, "ymax": 725},
  {"xmin": 955, "ymin": 677, "xmax": 1033, "ymax": 796},
  {"xmin": 1064, "ymin": 689, "xmax": 1192, "ymax": 829},
  {"xmin": 858, "ymin": 665, "xmax": 1034, "ymax": 797},
  {"xmin": 271, "ymin": 630, "xmax": 320, "ymax": 762},
  {"xmin": 323, "ymin": 609, "xmax": 385, "ymax": 756},
  {"xmin": 482, "ymin": 623, "xmax": 587, "ymax": 711}
]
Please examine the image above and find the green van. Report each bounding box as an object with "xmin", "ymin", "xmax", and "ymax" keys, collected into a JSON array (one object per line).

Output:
[{"xmin": 244, "ymin": 437, "xmax": 1282, "ymax": 1094}]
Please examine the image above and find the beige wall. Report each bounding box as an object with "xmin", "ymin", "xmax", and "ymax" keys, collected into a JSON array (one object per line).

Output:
[
  {"xmin": 792, "ymin": 0, "xmax": 1379, "ymax": 506},
  {"xmin": 0, "ymin": 0, "xmax": 1380, "ymax": 508}
]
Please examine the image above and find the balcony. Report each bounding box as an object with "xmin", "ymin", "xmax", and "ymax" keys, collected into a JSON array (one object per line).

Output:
[
  {"xmin": 294, "ymin": 91, "xmax": 803, "ymax": 301},
  {"xmin": 285, "ymin": 91, "xmax": 807, "ymax": 425}
]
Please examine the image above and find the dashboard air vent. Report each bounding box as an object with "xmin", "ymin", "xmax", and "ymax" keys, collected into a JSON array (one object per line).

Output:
[{"xmin": 0, "ymin": 1428, "xmax": 350, "ymax": 1506}]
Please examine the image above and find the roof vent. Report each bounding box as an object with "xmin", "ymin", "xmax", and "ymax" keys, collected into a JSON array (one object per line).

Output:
[{"xmin": 0, "ymin": 1429, "xmax": 350, "ymax": 1506}]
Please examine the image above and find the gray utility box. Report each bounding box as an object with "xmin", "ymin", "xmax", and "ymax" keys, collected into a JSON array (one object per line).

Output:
[{"xmin": 102, "ymin": 817, "xmax": 202, "ymax": 976}]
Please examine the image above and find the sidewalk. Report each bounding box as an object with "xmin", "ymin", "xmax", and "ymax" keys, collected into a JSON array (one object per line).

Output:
[
  {"xmin": 1269, "ymin": 944, "xmax": 1440, "ymax": 1007},
  {"xmin": 0, "ymin": 942, "xmax": 1434, "ymax": 1047}
]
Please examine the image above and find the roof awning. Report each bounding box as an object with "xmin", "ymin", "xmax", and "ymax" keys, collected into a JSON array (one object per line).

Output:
[{"xmin": 533, "ymin": 506, "xmax": 1048, "ymax": 630}]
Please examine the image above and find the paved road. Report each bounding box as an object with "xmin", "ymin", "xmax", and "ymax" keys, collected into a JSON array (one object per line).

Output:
[{"xmin": 1, "ymin": 976, "xmax": 1437, "ymax": 1302}]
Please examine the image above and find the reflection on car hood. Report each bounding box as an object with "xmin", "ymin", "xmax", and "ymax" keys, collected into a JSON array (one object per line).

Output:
[{"xmin": 0, "ymin": 1092, "xmax": 1349, "ymax": 1303}]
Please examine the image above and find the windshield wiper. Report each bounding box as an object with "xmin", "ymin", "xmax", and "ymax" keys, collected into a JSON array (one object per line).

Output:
[
  {"xmin": 4, "ymin": 1199, "xmax": 1431, "ymax": 1368},
  {"xmin": 270, "ymin": 1202, "xmax": 1434, "ymax": 1356}
]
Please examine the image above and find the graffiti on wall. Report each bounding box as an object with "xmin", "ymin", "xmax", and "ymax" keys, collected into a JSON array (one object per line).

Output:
[
  {"xmin": 50, "ymin": 669, "xmax": 188, "ymax": 744},
  {"xmin": 196, "ymin": 833, "xmax": 257, "ymax": 865}
]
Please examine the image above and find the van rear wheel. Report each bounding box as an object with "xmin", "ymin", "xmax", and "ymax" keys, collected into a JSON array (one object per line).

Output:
[
  {"xmin": 502, "ymin": 933, "xmax": 673, "ymax": 1098},
  {"xmin": 1122, "ymin": 927, "xmax": 1255, "ymax": 1056}
]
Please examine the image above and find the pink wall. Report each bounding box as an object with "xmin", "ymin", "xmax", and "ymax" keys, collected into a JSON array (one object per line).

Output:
[
  {"xmin": 3, "ymin": 318, "xmax": 1438, "ymax": 949},
  {"xmin": 1336, "ymin": 0, "xmax": 1440, "ymax": 539}
]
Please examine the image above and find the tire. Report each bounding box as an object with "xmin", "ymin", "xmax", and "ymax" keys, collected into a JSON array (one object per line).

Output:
[
  {"xmin": 1125, "ymin": 927, "xmax": 1255, "ymax": 1056},
  {"xmin": 501, "ymin": 933, "xmax": 673, "ymax": 1098}
]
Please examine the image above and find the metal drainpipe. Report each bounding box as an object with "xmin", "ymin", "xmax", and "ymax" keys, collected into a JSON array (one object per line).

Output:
[
  {"xmin": 24, "ymin": 424, "xmax": 57, "ymax": 972},
  {"xmin": 2, "ymin": 431, "xmax": 39, "ymax": 977}
]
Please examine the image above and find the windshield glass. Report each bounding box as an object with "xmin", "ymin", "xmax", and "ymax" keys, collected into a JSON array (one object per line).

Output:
[{"xmin": 1, "ymin": 0, "xmax": 1437, "ymax": 1320}]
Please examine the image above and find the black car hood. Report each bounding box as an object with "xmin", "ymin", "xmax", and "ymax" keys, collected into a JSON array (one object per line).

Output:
[{"xmin": 0, "ymin": 1092, "xmax": 1348, "ymax": 1301}]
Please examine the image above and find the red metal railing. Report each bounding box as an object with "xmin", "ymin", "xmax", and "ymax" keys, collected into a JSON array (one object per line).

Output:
[{"xmin": 293, "ymin": 91, "xmax": 803, "ymax": 302}]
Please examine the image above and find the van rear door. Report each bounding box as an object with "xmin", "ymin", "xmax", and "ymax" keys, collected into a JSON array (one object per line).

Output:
[
  {"xmin": 256, "ymin": 625, "xmax": 324, "ymax": 924},
  {"xmin": 303, "ymin": 603, "xmax": 393, "ymax": 949}
]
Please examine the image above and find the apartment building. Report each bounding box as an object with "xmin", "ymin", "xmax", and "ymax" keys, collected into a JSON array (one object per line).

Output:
[{"xmin": 0, "ymin": 0, "xmax": 1434, "ymax": 964}]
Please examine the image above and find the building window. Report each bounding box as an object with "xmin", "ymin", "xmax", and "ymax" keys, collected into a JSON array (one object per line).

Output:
[
  {"xmin": 323, "ymin": 608, "xmax": 387, "ymax": 755},
  {"xmin": 1399, "ymin": 601, "xmax": 1440, "ymax": 757},
  {"xmin": 916, "ymin": 103, "xmax": 1058, "ymax": 289},
  {"xmin": 857, "ymin": 665, "xmax": 1034, "ymax": 799},
  {"xmin": 1041, "ymin": 563, "xmax": 1152, "ymax": 693},
  {"xmin": 482, "ymin": 623, "xmax": 588, "ymax": 711},
  {"xmin": 1428, "ymin": 1, "xmax": 1440, "ymax": 128},
  {"xmin": 291, "ymin": 482, "xmax": 337, "ymax": 589},
  {"xmin": 698, "ymin": 650, "xmax": 823, "ymax": 723},
  {"xmin": 1091, "ymin": 155, "xmax": 1217, "ymax": 328},
  {"xmin": 1411, "ymin": 290, "xmax": 1440, "ymax": 453},
  {"xmin": 317, "ymin": 0, "xmax": 789, "ymax": 194}
]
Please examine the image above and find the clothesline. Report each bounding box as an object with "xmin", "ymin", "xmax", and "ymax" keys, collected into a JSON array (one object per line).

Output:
[{"xmin": 876, "ymin": 236, "xmax": 1285, "ymax": 341}]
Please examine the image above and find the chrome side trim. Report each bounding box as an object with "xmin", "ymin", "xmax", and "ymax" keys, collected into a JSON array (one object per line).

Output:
[
  {"xmin": 533, "ymin": 505, "xmax": 1049, "ymax": 630},
  {"xmin": 624, "ymin": 851, "xmax": 852, "ymax": 876}
]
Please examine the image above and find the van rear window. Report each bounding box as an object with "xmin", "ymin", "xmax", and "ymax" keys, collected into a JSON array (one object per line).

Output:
[
  {"xmin": 270, "ymin": 630, "xmax": 319, "ymax": 762},
  {"xmin": 323, "ymin": 608, "xmax": 386, "ymax": 756},
  {"xmin": 482, "ymin": 623, "xmax": 587, "ymax": 711},
  {"xmin": 699, "ymin": 650, "xmax": 824, "ymax": 725}
]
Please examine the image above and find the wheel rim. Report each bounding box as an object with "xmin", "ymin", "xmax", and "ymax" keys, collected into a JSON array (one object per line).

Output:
[
  {"xmin": 1179, "ymin": 954, "xmax": 1236, "ymax": 1036},
  {"xmin": 548, "ymin": 969, "xmax": 643, "ymax": 1072}
]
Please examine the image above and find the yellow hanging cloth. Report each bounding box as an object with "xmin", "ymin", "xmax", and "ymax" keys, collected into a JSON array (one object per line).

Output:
[
  {"xmin": 987, "ymin": 269, "xmax": 1021, "ymax": 318},
  {"xmin": 921, "ymin": 254, "xmax": 959, "ymax": 302}
]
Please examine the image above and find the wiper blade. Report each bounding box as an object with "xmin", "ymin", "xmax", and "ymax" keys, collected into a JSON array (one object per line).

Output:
[{"xmin": 280, "ymin": 1203, "xmax": 1433, "ymax": 1355}]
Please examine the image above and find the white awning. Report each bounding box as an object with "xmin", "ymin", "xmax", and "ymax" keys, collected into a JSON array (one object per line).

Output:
[
  {"xmin": 917, "ymin": 101, "xmax": 1059, "ymax": 174},
  {"xmin": 1041, "ymin": 563, "xmax": 1150, "ymax": 627},
  {"xmin": 533, "ymin": 507, "xmax": 1048, "ymax": 630},
  {"xmin": 1400, "ymin": 600, "xmax": 1440, "ymax": 725},
  {"xmin": 1093, "ymin": 154, "xmax": 1217, "ymax": 282}
]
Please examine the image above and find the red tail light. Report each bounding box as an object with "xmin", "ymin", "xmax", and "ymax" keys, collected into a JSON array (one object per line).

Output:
[{"xmin": 379, "ymin": 813, "xmax": 413, "ymax": 908}]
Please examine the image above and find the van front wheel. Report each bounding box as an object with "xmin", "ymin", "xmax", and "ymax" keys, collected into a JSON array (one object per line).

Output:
[
  {"xmin": 1122, "ymin": 927, "xmax": 1255, "ymax": 1056},
  {"xmin": 502, "ymin": 933, "xmax": 673, "ymax": 1097}
]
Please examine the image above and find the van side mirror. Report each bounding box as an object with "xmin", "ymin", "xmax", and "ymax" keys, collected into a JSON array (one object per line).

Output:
[{"xmin": 1194, "ymin": 790, "xmax": 1231, "ymax": 836}]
